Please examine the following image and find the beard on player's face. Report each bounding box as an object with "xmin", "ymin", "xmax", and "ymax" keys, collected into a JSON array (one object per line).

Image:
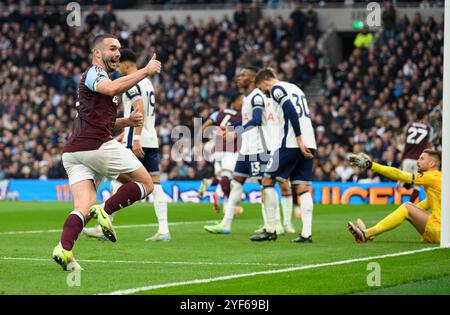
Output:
[{"xmin": 102, "ymin": 53, "xmax": 120, "ymax": 72}]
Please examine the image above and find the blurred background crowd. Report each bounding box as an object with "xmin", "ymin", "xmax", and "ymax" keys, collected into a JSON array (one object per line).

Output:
[{"xmin": 0, "ymin": 1, "xmax": 443, "ymax": 183}]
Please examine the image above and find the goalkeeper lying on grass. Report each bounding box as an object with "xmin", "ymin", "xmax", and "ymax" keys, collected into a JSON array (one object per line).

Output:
[{"xmin": 347, "ymin": 149, "xmax": 441, "ymax": 244}]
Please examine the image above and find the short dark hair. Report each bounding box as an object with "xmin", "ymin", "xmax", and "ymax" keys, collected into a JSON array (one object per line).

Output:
[
  {"xmin": 243, "ymin": 65, "xmax": 260, "ymax": 74},
  {"xmin": 417, "ymin": 110, "xmax": 428, "ymax": 121},
  {"xmin": 423, "ymin": 149, "xmax": 441, "ymax": 166},
  {"xmin": 92, "ymin": 33, "xmax": 118, "ymax": 49},
  {"xmin": 255, "ymin": 68, "xmax": 277, "ymax": 85},
  {"xmin": 120, "ymin": 48, "xmax": 137, "ymax": 63},
  {"xmin": 229, "ymin": 91, "xmax": 244, "ymax": 104}
]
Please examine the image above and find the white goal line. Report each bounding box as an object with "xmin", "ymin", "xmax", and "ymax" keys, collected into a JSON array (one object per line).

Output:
[{"xmin": 100, "ymin": 246, "xmax": 441, "ymax": 295}]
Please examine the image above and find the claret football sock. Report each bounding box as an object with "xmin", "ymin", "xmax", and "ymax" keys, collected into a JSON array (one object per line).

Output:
[
  {"xmin": 219, "ymin": 175, "xmax": 231, "ymax": 198},
  {"xmin": 60, "ymin": 210, "xmax": 85, "ymax": 251},
  {"xmin": 364, "ymin": 204, "xmax": 408, "ymax": 239},
  {"xmin": 105, "ymin": 181, "xmax": 147, "ymax": 215}
]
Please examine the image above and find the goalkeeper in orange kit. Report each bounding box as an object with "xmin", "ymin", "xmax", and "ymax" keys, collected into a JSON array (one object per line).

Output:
[{"xmin": 347, "ymin": 149, "xmax": 441, "ymax": 244}]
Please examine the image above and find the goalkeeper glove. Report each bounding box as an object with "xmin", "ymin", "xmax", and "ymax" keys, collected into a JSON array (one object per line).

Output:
[{"xmin": 348, "ymin": 153, "xmax": 372, "ymax": 169}]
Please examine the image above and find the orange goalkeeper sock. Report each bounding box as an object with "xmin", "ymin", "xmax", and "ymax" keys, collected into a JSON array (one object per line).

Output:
[{"xmin": 364, "ymin": 204, "xmax": 409, "ymax": 239}]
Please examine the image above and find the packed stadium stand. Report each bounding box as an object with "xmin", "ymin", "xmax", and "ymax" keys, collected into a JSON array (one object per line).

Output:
[
  {"xmin": 0, "ymin": 0, "xmax": 443, "ymax": 183},
  {"xmin": 314, "ymin": 10, "xmax": 443, "ymax": 182}
]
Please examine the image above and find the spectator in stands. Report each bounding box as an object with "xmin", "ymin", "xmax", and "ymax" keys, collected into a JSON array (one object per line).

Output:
[
  {"xmin": 354, "ymin": 26, "xmax": 374, "ymax": 48},
  {"xmin": 233, "ymin": 3, "xmax": 247, "ymax": 28},
  {"xmin": 303, "ymin": 4, "xmax": 319, "ymax": 38},
  {"xmin": 101, "ymin": 3, "xmax": 117, "ymax": 29},
  {"xmin": 382, "ymin": 1, "xmax": 397, "ymax": 40},
  {"xmin": 85, "ymin": 4, "xmax": 101, "ymax": 31}
]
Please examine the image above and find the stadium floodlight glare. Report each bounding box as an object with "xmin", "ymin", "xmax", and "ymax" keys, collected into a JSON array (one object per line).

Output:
[
  {"xmin": 441, "ymin": 0, "xmax": 450, "ymax": 248},
  {"xmin": 352, "ymin": 20, "xmax": 365, "ymax": 29}
]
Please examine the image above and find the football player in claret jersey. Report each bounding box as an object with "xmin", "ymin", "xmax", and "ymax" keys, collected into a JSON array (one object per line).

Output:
[
  {"xmin": 52, "ymin": 34, "xmax": 161, "ymax": 271},
  {"xmin": 204, "ymin": 66, "xmax": 270, "ymax": 235},
  {"xmin": 348, "ymin": 149, "xmax": 441, "ymax": 244},
  {"xmin": 400, "ymin": 110, "xmax": 433, "ymax": 202},
  {"xmin": 254, "ymin": 68, "xmax": 316, "ymax": 242},
  {"xmin": 82, "ymin": 49, "xmax": 170, "ymax": 242},
  {"xmin": 198, "ymin": 92, "xmax": 243, "ymax": 215}
]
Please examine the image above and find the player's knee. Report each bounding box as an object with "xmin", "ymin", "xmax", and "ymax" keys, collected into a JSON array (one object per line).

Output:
[
  {"xmin": 261, "ymin": 177, "xmax": 274, "ymax": 187},
  {"xmin": 404, "ymin": 201, "xmax": 414, "ymax": 208},
  {"xmin": 295, "ymin": 184, "xmax": 309, "ymax": 194},
  {"xmin": 279, "ymin": 182, "xmax": 291, "ymax": 195},
  {"xmin": 142, "ymin": 179, "xmax": 153, "ymax": 197},
  {"xmin": 233, "ymin": 176, "xmax": 245, "ymax": 184}
]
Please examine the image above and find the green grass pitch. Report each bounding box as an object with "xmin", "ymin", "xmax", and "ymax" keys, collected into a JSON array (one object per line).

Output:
[{"xmin": 0, "ymin": 201, "xmax": 449, "ymax": 295}]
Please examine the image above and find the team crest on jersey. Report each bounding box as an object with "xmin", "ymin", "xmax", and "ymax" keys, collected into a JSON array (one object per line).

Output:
[
  {"xmin": 112, "ymin": 96, "xmax": 118, "ymax": 104},
  {"xmin": 272, "ymin": 87, "xmax": 286, "ymax": 102},
  {"xmin": 252, "ymin": 94, "xmax": 264, "ymax": 106}
]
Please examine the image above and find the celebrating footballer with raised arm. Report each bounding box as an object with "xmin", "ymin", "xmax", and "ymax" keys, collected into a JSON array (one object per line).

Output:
[{"xmin": 52, "ymin": 34, "xmax": 161, "ymax": 271}]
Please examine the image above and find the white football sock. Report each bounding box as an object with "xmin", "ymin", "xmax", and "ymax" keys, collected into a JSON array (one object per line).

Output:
[
  {"xmin": 215, "ymin": 178, "xmax": 223, "ymax": 195},
  {"xmin": 261, "ymin": 203, "xmax": 268, "ymax": 227},
  {"xmin": 262, "ymin": 186, "xmax": 277, "ymax": 233},
  {"xmin": 300, "ymin": 191, "xmax": 313, "ymax": 238},
  {"xmin": 221, "ymin": 180, "xmax": 242, "ymax": 228},
  {"xmin": 281, "ymin": 195, "xmax": 293, "ymax": 226},
  {"xmin": 275, "ymin": 198, "xmax": 282, "ymax": 229},
  {"xmin": 153, "ymin": 184, "xmax": 169, "ymax": 234}
]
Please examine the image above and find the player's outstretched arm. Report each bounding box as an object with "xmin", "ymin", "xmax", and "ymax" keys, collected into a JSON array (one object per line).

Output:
[
  {"xmin": 348, "ymin": 153, "xmax": 413, "ymax": 184},
  {"xmin": 97, "ymin": 54, "xmax": 161, "ymax": 97}
]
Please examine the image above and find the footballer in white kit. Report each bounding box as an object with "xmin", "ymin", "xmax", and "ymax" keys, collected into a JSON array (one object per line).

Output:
[
  {"xmin": 83, "ymin": 49, "xmax": 170, "ymax": 242},
  {"xmin": 253, "ymin": 68, "xmax": 316, "ymax": 242},
  {"xmin": 204, "ymin": 66, "xmax": 270, "ymax": 235},
  {"xmin": 259, "ymin": 98, "xmax": 297, "ymax": 235}
]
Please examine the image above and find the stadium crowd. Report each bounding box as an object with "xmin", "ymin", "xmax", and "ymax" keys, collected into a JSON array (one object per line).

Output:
[
  {"xmin": 0, "ymin": 2, "xmax": 443, "ymax": 184},
  {"xmin": 0, "ymin": 2, "xmax": 321, "ymax": 181},
  {"xmin": 314, "ymin": 11, "xmax": 443, "ymax": 182}
]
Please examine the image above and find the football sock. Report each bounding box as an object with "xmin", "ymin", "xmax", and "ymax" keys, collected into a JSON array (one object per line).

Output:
[
  {"xmin": 60, "ymin": 210, "xmax": 85, "ymax": 251},
  {"xmin": 215, "ymin": 179, "xmax": 223, "ymax": 195},
  {"xmin": 364, "ymin": 204, "xmax": 408, "ymax": 239},
  {"xmin": 281, "ymin": 194, "xmax": 293, "ymax": 226},
  {"xmin": 262, "ymin": 186, "xmax": 277, "ymax": 233},
  {"xmin": 153, "ymin": 184, "xmax": 169, "ymax": 234},
  {"xmin": 211, "ymin": 177, "xmax": 220, "ymax": 186},
  {"xmin": 105, "ymin": 181, "xmax": 147, "ymax": 215},
  {"xmin": 275, "ymin": 198, "xmax": 282, "ymax": 229},
  {"xmin": 300, "ymin": 191, "xmax": 313, "ymax": 238},
  {"xmin": 292, "ymin": 188, "xmax": 299, "ymax": 206},
  {"xmin": 261, "ymin": 203, "xmax": 268, "ymax": 227},
  {"xmin": 219, "ymin": 173, "xmax": 231, "ymax": 198},
  {"xmin": 221, "ymin": 180, "xmax": 242, "ymax": 228}
]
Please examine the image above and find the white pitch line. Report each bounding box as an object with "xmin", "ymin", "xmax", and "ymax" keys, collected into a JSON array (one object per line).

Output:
[
  {"xmin": 101, "ymin": 246, "xmax": 441, "ymax": 295},
  {"xmin": 0, "ymin": 220, "xmax": 216, "ymax": 236},
  {"xmin": 0, "ymin": 256, "xmax": 297, "ymax": 267}
]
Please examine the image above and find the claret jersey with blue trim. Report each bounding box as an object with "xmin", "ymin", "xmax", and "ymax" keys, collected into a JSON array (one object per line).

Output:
[{"xmin": 64, "ymin": 64, "xmax": 117, "ymax": 153}]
